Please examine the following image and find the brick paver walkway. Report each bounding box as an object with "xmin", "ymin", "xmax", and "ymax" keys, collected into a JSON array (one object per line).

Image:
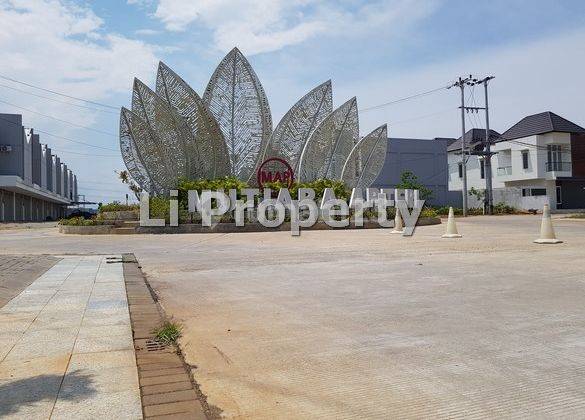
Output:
[
  {"xmin": 0, "ymin": 255, "xmax": 59, "ymax": 308},
  {"xmin": 0, "ymin": 255, "xmax": 142, "ymax": 419}
]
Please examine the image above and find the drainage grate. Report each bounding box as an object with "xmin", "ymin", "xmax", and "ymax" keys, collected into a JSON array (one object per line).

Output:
[{"xmin": 145, "ymin": 339, "xmax": 167, "ymax": 352}]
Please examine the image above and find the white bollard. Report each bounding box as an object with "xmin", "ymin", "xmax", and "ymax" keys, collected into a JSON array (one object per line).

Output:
[
  {"xmin": 534, "ymin": 204, "xmax": 562, "ymax": 244},
  {"xmin": 441, "ymin": 207, "xmax": 462, "ymax": 238}
]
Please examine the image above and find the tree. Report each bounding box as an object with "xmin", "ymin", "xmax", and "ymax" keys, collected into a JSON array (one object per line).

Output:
[
  {"xmin": 116, "ymin": 170, "xmax": 143, "ymax": 200},
  {"xmin": 396, "ymin": 170, "xmax": 433, "ymax": 200},
  {"xmin": 469, "ymin": 187, "xmax": 486, "ymax": 214}
]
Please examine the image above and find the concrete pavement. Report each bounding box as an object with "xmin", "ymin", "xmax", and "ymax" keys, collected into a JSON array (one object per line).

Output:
[
  {"xmin": 0, "ymin": 255, "xmax": 141, "ymax": 419},
  {"xmin": 2, "ymin": 216, "xmax": 585, "ymax": 418}
]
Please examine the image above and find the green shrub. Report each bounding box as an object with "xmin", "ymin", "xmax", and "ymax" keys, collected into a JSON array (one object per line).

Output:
[
  {"xmin": 98, "ymin": 201, "xmax": 139, "ymax": 213},
  {"xmin": 291, "ymin": 179, "xmax": 350, "ymax": 201},
  {"xmin": 493, "ymin": 202, "xmax": 516, "ymax": 214},
  {"xmin": 59, "ymin": 217, "xmax": 97, "ymax": 226},
  {"xmin": 395, "ymin": 171, "xmax": 433, "ymax": 200},
  {"xmin": 420, "ymin": 207, "xmax": 438, "ymax": 218},
  {"xmin": 468, "ymin": 207, "xmax": 484, "ymax": 216},
  {"xmin": 434, "ymin": 206, "xmax": 451, "ymax": 216}
]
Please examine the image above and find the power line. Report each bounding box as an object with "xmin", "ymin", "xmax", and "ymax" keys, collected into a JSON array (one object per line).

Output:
[
  {"xmin": 51, "ymin": 149, "xmax": 120, "ymax": 157},
  {"xmin": 0, "ymin": 115, "xmax": 118, "ymax": 151},
  {"xmin": 0, "ymin": 74, "xmax": 119, "ymax": 110},
  {"xmin": 359, "ymin": 85, "xmax": 449, "ymax": 113},
  {"xmin": 389, "ymin": 107, "xmax": 456, "ymax": 126},
  {"xmin": 0, "ymin": 83, "xmax": 119, "ymax": 115},
  {"xmin": 0, "ymin": 97, "xmax": 117, "ymax": 137}
]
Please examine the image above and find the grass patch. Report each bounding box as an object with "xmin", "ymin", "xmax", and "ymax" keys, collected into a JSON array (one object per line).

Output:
[{"xmin": 153, "ymin": 321, "xmax": 182, "ymax": 344}]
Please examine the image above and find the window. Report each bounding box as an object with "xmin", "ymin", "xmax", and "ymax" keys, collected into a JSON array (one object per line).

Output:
[
  {"xmin": 522, "ymin": 188, "xmax": 547, "ymax": 197},
  {"xmin": 480, "ymin": 160, "xmax": 485, "ymax": 179},
  {"xmin": 458, "ymin": 163, "xmax": 463, "ymax": 178},
  {"xmin": 522, "ymin": 151, "xmax": 529, "ymax": 170},
  {"xmin": 547, "ymin": 144, "xmax": 562, "ymax": 171}
]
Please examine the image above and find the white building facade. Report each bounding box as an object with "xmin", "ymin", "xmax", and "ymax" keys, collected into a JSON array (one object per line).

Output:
[{"xmin": 448, "ymin": 112, "xmax": 585, "ymax": 210}]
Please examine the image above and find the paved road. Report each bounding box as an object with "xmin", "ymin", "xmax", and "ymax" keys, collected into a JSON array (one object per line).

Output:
[{"xmin": 1, "ymin": 216, "xmax": 585, "ymax": 418}]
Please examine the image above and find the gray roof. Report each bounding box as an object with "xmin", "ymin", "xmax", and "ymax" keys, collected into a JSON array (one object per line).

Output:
[
  {"xmin": 501, "ymin": 111, "xmax": 585, "ymax": 140},
  {"xmin": 447, "ymin": 128, "xmax": 501, "ymax": 152}
]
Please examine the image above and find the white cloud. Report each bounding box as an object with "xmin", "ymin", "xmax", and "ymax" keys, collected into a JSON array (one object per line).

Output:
[
  {"xmin": 151, "ymin": 0, "xmax": 437, "ymax": 55},
  {"xmin": 0, "ymin": 0, "xmax": 162, "ymax": 204},
  {"xmin": 346, "ymin": 29, "xmax": 585, "ymax": 139},
  {"xmin": 0, "ymin": 0, "xmax": 159, "ymax": 124},
  {"xmin": 135, "ymin": 28, "xmax": 161, "ymax": 36}
]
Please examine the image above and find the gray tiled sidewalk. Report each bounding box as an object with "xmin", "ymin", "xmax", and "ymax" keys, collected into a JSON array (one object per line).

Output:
[
  {"xmin": 0, "ymin": 256, "xmax": 142, "ymax": 419},
  {"xmin": 0, "ymin": 255, "xmax": 60, "ymax": 308}
]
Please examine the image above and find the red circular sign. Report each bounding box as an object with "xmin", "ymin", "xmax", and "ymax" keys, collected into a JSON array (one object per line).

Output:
[{"xmin": 257, "ymin": 158, "xmax": 294, "ymax": 189}]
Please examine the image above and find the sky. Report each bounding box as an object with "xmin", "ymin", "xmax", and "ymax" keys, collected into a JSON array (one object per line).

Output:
[{"xmin": 1, "ymin": 0, "xmax": 585, "ymax": 204}]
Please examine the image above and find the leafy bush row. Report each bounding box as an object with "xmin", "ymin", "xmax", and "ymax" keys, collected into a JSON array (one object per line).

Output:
[
  {"xmin": 59, "ymin": 217, "xmax": 99, "ymax": 226},
  {"xmin": 98, "ymin": 201, "xmax": 139, "ymax": 213}
]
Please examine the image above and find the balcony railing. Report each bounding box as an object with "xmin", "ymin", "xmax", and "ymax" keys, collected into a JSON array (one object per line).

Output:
[
  {"xmin": 546, "ymin": 161, "xmax": 571, "ymax": 172},
  {"xmin": 497, "ymin": 166, "xmax": 512, "ymax": 176}
]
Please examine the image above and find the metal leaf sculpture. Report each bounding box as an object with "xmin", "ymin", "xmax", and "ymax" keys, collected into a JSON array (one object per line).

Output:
[
  {"xmin": 131, "ymin": 78, "xmax": 193, "ymax": 178},
  {"xmin": 298, "ymin": 97, "xmax": 359, "ymax": 182},
  {"xmin": 203, "ymin": 47, "xmax": 272, "ymax": 182},
  {"xmin": 261, "ymin": 80, "xmax": 332, "ymax": 174},
  {"xmin": 119, "ymin": 107, "xmax": 166, "ymax": 194},
  {"xmin": 341, "ymin": 124, "xmax": 388, "ymax": 189},
  {"xmin": 156, "ymin": 62, "xmax": 230, "ymax": 179},
  {"xmin": 119, "ymin": 47, "xmax": 390, "ymax": 194}
]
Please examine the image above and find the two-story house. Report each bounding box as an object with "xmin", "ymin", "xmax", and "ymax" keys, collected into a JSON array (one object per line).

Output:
[{"xmin": 448, "ymin": 112, "xmax": 585, "ymax": 210}]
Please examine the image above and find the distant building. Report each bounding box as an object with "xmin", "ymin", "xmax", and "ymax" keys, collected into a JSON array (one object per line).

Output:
[
  {"xmin": 0, "ymin": 113, "xmax": 78, "ymax": 222},
  {"xmin": 448, "ymin": 112, "xmax": 585, "ymax": 210},
  {"xmin": 373, "ymin": 137, "xmax": 461, "ymax": 207}
]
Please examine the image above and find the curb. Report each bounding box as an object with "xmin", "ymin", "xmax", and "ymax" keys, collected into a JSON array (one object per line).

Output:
[{"xmin": 122, "ymin": 253, "xmax": 218, "ymax": 419}]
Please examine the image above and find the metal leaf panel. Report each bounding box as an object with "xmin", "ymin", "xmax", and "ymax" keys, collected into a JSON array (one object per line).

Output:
[
  {"xmin": 155, "ymin": 62, "xmax": 230, "ymax": 179},
  {"xmin": 120, "ymin": 108, "xmax": 170, "ymax": 194},
  {"xmin": 119, "ymin": 108, "xmax": 151, "ymax": 191},
  {"xmin": 341, "ymin": 124, "xmax": 388, "ymax": 189},
  {"xmin": 131, "ymin": 78, "xmax": 189, "ymax": 182},
  {"xmin": 298, "ymin": 97, "xmax": 359, "ymax": 182},
  {"xmin": 203, "ymin": 47, "xmax": 272, "ymax": 182},
  {"xmin": 262, "ymin": 80, "xmax": 332, "ymax": 174}
]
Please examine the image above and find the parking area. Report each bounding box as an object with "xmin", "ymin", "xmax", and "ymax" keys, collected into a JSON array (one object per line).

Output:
[{"xmin": 1, "ymin": 215, "xmax": 585, "ymax": 418}]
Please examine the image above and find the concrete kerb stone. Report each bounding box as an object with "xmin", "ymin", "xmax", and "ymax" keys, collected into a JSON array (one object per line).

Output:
[{"xmin": 121, "ymin": 253, "xmax": 214, "ymax": 419}]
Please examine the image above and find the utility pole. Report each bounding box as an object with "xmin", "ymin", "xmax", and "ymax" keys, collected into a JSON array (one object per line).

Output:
[
  {"xmin": 449, "ymin": 76, "xmax": 472, "ymax": 217},
  {"xmin": 481, "ymin": 76, "xmax": 495, "ymax": 214}
]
